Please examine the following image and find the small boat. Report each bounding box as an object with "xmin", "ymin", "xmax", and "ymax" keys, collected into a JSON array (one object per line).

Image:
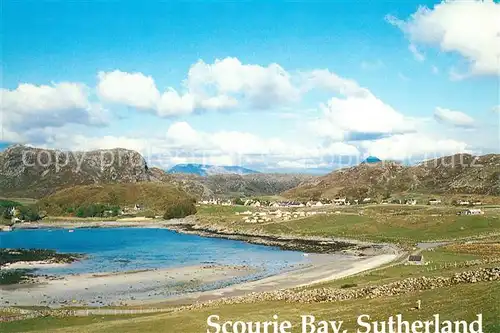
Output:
[{"xmin": 68, "ymin": 229, "xmax": 74, "ymax": 233}]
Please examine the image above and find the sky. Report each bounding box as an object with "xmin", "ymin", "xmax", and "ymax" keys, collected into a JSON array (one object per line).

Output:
[{"xmin": 1, "ymin": 0, "xmax": 499, "ymax": 173}]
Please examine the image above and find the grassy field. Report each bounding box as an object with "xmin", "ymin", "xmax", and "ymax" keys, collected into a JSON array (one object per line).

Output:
[
  {"xmin": 2, "ymin": 204, "xmax": 499, "ymax": 332},
  {"xmin": 2, "ymin": 281, "xmax": 498, "ymax": 332},
  {"xmin": 196, "ymin": 204, "xmax": 500, "ymax": 244}
]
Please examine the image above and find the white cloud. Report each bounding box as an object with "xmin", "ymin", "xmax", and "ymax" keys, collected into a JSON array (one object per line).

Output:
[
  {"xmin": 311, "ymin": 93, "xmax": 416, "ymax": 141},
  {"xmin": 434, "ymin": 107, "xmax": 475, "ymax": 127},
  {"xmin": 97, "ymin": 71, "xmax": 160, "ymax": 110},
  {"xmin": 492, "ymin": 105, "xmax": 500, "ymax": 113},
  {"xmin": 26, "ymin": 120, "xmax": 360, "ymax": 170},
  {"xmin": 408, "ymin": 44, "xmax": 425, "ymax": 62},
  {"xmin": 187, "ymin": 57, "xmax": 300, "ymax": 108},
  {"xmin": 1, "ymin": 82, "xmax": 108, "ymax": 131},
  {"xmin": 387, "ymin": 0, "xmax": 500, "ymax": 76},
  {"xmin": 165, "ymin": 121, "xmax": 202, "ymax": 147},
  {"xmin": 361, "ymin": 133, "xmax": 469, "ymax": 161},
  {"xmin": 304, "ymin": 69, "xmax": 371, "ymax": 97},
  {"xmin": 97, "ymin": 57, "xmax": 301, "ymax": 116}
]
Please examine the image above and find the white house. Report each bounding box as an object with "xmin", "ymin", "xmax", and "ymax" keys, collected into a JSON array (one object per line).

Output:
[
  {"xmin": 333, "ymin": 198, "xmax": 347, "ymax": 205},
  {"xmin": 405, "ymin": 199, "xmax": 417, "ymax": 206},
  {"xmin": 428, "ymin": 199, "xmax": 442, "ymax": 205},
  {"xmin": 461, "ymin": 209, "xmax": 484, "ymax": 216}
]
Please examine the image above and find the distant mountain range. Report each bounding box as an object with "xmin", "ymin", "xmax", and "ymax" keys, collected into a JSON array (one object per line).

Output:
[
  {"xmin": 0, "ymin": 145, "xmax": 309, "ymax": 199},
  {"xmin": 167, "ymin": 164, "xmax": 260, "ymax": 176},
  {"xmin": 2, "ymin": 145, "xmax": 499, "ymax": 201}
]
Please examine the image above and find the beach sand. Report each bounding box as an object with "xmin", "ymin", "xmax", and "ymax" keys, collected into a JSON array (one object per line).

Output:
[
  {"xmin": 0, "ymin": 264, "xmax": 255, "ymax": 307},
  {"xmin": 0, "ymin": 253, "xmax": 397, "ymax": 308},
  {"xmin": 153, "ymin": 253, "xmax": 398, "ymax": 306}
]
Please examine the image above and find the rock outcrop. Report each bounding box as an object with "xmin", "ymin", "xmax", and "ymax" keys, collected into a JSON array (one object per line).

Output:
[{"xmin": 0, "ymin": 145, "xmax": 155, "ymax": 198}]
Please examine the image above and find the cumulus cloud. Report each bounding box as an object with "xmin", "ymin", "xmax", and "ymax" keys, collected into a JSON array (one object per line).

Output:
[
  {"xmin": 304, "ymin": 69, "xmax": 371, "ymax": 97},
  {"xmin": 1, "ymin": 82, "xmax": 108, "ymax": 131},
  {"xmin": 28, "ymin": 121, "xmax": 361, "ymax": 170},
  {"xmin": 387, "ymin": 0, "xmax": 500, "ymax": 76},
  {"xmin": 361, "ymin": 133, "xmax": 469, "ymax": 161},
  {"xmin": 434, "ymin": 107, "xmax": 475, "ymax": 127},
  {"xmin": 97, "ymin": 58, "xmax": 301, "ymax": 116},
  {"xmin": 310, "ymin": 93, "xmax": 416, "ymax": 142},
  {"xmin": 97, "ymin": 71, "xmax": 160, "ymax": 110},
  {"xmin": 187, "ymin": 57, "xmax": 300, "ymax": 108}
]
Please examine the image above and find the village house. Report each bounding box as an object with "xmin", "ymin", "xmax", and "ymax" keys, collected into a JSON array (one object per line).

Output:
[
  {"xmin": 472, "ymin": 201, "xmax": 482, "ymax": 206},
  {"xmin": 428, "ymin": 199, "xmax": 442, "ymax": 205},
  {"xmin": 333, "ymin": 198, "xmax": 347, "ymax": 205},
  {"xmin": 458, "ymin": 209, "xmax": 484, "ymax": 216},
  {"xmin": 456, "ymin": 199, "xmax": 470, "ymax": 206},
  {"xmin": 405, "ymin": 199, "xmax": 417, "ymax": 205},
  {"xmin": 407, "ymin": 254, "xmax": 425, "ymax": 265}
]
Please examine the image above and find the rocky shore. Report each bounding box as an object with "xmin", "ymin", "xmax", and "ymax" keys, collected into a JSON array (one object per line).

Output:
[
  {"xmin": 166, "ymin": 222, "xmax": 399, "ymax": 256},
  {"xmin": 11, "ymin": 218, "xmax": 400, "ymax": 256}
]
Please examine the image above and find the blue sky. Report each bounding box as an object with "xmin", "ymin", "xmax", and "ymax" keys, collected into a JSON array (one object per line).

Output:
[{"xmin": 1, "ymin": 0, "xmax": 499, "ymax": 173}]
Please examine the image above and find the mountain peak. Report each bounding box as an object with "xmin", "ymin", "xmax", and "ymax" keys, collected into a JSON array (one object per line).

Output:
[
  {"xmin": 167, "ymin": 164, "xmax": 260, "ymax": 176},
  {"xmin": 362, "ymin": 156, "xmax": 382, "ymax": 164}
]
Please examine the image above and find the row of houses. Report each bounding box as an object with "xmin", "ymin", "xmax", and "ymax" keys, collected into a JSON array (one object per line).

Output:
[
  {"xmin": 455, "ymin": 200, "xmax": 483, "ymax": 206},
  {"xmin": 198, "ymin": 199, "xmax": 232, "ymax": 206},
  {"xmin": 237, "ymin": 209, "xmax": 330, "ymax": 223}
]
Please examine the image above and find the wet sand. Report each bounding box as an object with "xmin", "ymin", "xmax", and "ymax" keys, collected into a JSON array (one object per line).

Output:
[
  {"xmin": 0, "ymin": 264, "xmax": 255, "ymax": 307},
  {"xmin": 152, "ymin": 253, "xmax": 398, "ymax": 306},
  {"xmin": 0, "ymin": 253, "xmax": 397, "ymax": 308}
]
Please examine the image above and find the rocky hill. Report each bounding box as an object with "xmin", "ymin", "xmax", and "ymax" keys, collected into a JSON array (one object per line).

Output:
[
  {"xmin": 0, "ymin": 145, "xmax": 314, "ymax": 199},
  {"xmin": 283, "ymin": 154, "xmax": 500, "ymax": 200},
  {"xmin": 0, "ymin": 145, "xmax": 155, "ymax": 198},
  {"xmin": 158, "ymin": 172, "xmax": 315, "ymax": 199}
]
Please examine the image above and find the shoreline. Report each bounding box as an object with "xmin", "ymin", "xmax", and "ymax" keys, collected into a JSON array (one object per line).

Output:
[
  {"xmin": 0, "ymin": 264, "xmax": 259, "ymax": 307},
  {"xmin": 0, "ymin": 260, "xmax": 71, "ymax": 270},
  {"xmin": 0, "ymin": 253, "xmax": 399, "ymax": 308},
  {"xmin": 10, "ymin": 217, "xmax": 401, "ymax": 256},
  {"xmin": 1, "ymin": 219, "xmax": 402, "ymax": 308}
]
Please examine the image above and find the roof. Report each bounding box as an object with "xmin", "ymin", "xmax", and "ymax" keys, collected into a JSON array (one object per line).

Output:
[{"xmin": 408, "ymin": 255, "xmax": 423, "ymax": 262}]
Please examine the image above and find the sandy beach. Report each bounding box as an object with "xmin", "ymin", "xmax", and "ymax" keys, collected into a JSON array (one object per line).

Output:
[
  {"xmin": 0, "ymin": 253, "xmax": 397, "ymax": 308},
  {"xmin": 153, "ymin": 253, "xmax": 398, "ymax": 306},
  {"xmin": 0, "ymin": 264, "xmax": 256, "ymax": 307}
]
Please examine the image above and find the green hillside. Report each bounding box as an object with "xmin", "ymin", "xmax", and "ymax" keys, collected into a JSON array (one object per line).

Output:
[{"xmin": 38, "ymin": 182, "xmax": 195, "ymax": 217}]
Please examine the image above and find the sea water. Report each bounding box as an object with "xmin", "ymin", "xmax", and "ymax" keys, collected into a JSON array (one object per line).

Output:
[{"xmin": 0, "ymin": 227, "xmax": 306, "ymax": 278}]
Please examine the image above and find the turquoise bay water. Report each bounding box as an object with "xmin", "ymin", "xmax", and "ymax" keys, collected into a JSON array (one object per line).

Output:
[{"xmin": 0, "ymin": 228, "xmax": 306, "ymax": 278}]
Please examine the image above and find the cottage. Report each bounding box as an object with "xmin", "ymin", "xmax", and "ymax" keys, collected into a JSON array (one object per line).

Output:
[
  {"xmin": 405, "ymin": 199, "xmax": 417, "ymax": 205},
  {"xmin": 457, "ymin": 200, "xmax": 470, "ymax": 206},
  {"xmin": 459, "ymin": 209, "xmax": 484, "ymax": 216},
  {"xmin": 333, "ymin": 198, "xmax": 347, "ymax": 206},
  {"xmin": 407, "ymin": 254, "xmax": 425, "ymax": 265},
  {"xmin": 428, "ymin": 199, "xmax": 442, "ymax": 205}
]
